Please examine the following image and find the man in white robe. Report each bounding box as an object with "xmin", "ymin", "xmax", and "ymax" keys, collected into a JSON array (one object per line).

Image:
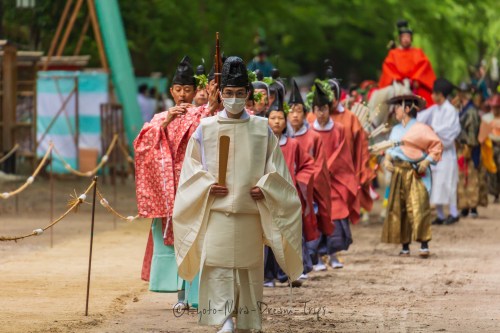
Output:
[
  {"xmin": 418, "ymin": 78, "xmax": 461, "ymax": 225},
  {"xmin": 172, "ymin": 57, "xmax": 303, "ymax": 333}
]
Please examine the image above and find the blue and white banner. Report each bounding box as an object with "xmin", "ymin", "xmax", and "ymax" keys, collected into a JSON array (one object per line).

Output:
[{"xmin": 36, "ymin": 71, "xmax": 109, "ymax": 173}]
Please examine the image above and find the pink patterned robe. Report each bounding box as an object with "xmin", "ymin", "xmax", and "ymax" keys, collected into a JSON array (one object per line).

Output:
[{"xmin": 134, "ymin": 105, "xmax": 211, "ymax": 281}]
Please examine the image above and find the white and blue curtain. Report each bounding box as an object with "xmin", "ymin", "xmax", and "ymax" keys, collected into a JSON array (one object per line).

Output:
[{"xmin": 37, "ymin": 71, "xmax": 109, "ymax": 173}]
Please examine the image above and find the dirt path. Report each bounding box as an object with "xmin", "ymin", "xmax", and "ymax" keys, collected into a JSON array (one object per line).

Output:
[{"xmin": 1, "ymin": 178, "xmax": 500, "ymax": 332}]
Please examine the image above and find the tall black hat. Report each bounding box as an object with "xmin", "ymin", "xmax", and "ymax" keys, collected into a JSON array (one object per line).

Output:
[
  {"xmin": 196, "ymin": 60, "xmax": 206, "ymax": 76},
  {"xmin": 324, "ymin": 60, "xmax": 341, "ymax": 100},
  {"xmin": 220, "ymin": 56, "xmax": 249, "ymax": 89},
  {"xmin": 271, "ymin": 68, "xmax": 280, "ymax": 80},
  {"xmin": 433, "ymin": 78, "xmax": 455, "ymax": 97},
  {"xmin": 208, "ymin": 64, "xmax": 215, "ymax": 82},
  {"xmin": 325, "ymin": 60, "xmax": 335, "ymax": 80},
  {"xmin": 269, "ymin": 78, "xmax": 285, "ymax": 111},
  {"xmin": 270, "ymin": 68, "xmax": 286, "ymax": 94},
  {"xmin": 288, "ymin": 79, "xmax": 304, "ymax": 106},
  {"xmin": 328, "ymin": 79, "xmax": 341, "ymax": 101},
  {"xmin": 255, "ymin": 69, "xmax": 264, "ymax": 81},
  {"xmin": 172, "ymin": 56, "xmax": 196, "ymax": 86},
  {"xmin": 313, "ymin": 82, "xmax": 332, "ymax": 107},
  {"xmin": 269, "ymin": 84, "xmax": 285, "ymax": 112},
  {"xmin": 397, "ymin": 19, "xmax": 413, "ymax": 35}
]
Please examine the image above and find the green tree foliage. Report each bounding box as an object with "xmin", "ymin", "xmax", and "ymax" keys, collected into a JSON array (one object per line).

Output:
[{"xmin": 2, "ymin": 0, "xmax": 499, "ymax": 85}]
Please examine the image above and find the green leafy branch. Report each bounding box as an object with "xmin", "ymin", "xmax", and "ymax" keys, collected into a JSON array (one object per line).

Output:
[
  {"xmin": 253, "ymin": 91, "xmax": 263, "ymax": 103},
  {"xmin": 194, "ymin": 74, "xmax": 208, "ymax": 89},
  {"xmin": 305, "ymin": 79, "xmax": 334, "ymax": 110}
]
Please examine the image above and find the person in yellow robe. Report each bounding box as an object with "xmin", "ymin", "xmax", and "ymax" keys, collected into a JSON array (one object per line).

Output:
[
  {"xmin": 382, "ymin": 94, "xmax": 443, "ymax": 257},
  {"xmin": 479, "ymin": 94, "xmax": 500, "ymax": 201},
  {"xmin": 172, "ymin": 57, "xmax": 303, "ymax": 333}
]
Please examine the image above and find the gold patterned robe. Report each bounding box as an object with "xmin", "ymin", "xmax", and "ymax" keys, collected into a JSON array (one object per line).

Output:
[
  {"xmin": 457, "ymin": 101, "xmax": 487, "ymax": 209},
  {"xmin": 382, "ymin": 119, "xmax": 443, "ymax": 244}
]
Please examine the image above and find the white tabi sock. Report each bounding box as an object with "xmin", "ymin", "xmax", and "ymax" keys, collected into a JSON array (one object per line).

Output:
[
  {"xmin": 221, "ymin": 317, "xmax": 234, "ymax": 331},
  {"xmin": 449, "ymin": 204, "xmax": 459, "ymax": 218},
  {"xmin": 177, "ymin": 290, "xmax": 185, "ymax": 303},
  {"xmin": 436, "ymin": 205, "xmax": 445, "ymax": 220}
]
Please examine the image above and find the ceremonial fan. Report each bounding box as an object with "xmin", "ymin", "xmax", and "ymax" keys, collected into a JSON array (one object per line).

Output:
[{"xmin": 351, "ymin": 102, "xmax": 391, "ymax": 139}]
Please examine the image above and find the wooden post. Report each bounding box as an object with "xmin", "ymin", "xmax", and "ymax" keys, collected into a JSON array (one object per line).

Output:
[
  {"xmin": 15, "ymin": 189, "xmax": 19, "ymax": 215},
  {"xmin": 56, "ymin": 0, "xmax": 84, "ymax": 57},
  {"xmin": 85, "ymin": 176, "xmax": 98, "ymax": 316},
  {"xmin": 75, "ymin": 77, "xmax": 80, "ymax": 169},
  {"xmin": 112, "ymin": 113, "xmax": 117, "ymax": 228},
  {"xmin": 33, "ymin": 63, "xmax": 38, "ymax": 173},
  {"xmin": 99, "ymin": 104, "xmax": 106, "ymax": 184},
  {"xmin": 44, "ymin": 0, "xmax": 74, "ymax": 70},
  {"xmin": 2, "ymin": 44, "xmax": 17, "ymax": 154},
  {"xmin": 74, "ymin": 14, "xmax": 91, "ymax": 56},
  {"xmin": 87, "ymin": 0, "xmax": 109, "ymax": 71},
  {"xmin": 50, "ymin": 149, "xmax": 54, "ymax": 248}
]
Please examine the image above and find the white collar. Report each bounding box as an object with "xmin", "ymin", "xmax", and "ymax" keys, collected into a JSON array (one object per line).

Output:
[
  {"xmin": 313, "ymin": 118, "xmax": 334, "ymax": 131},
  {"xmin": 337, "ymin": 103, "xmax": 345, "ymax": 113},
  {"xmin": 220, "ymin": 109, "xmax": 250, "ymax": 119},
  {"xmin": 288, "ymin": 121, "xmax": 309, "ymax": 137},
  {"xmin": 279, "ymin": 135, "xmax": 288, "ymax": 146}
]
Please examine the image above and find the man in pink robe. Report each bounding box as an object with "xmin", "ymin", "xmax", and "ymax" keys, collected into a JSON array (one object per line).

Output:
[{"xmin": 134, "ymin": 56, "xmax": 216, "ymax": 306}]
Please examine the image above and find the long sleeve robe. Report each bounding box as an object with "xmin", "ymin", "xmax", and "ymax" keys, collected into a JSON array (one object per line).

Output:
[
  {"xmin": 417, "ymin": 100, "xmax": 461, "ymax": 205},
  {"xmin": 279, "ymin": 135, "xmax": 318, "ymax": 241},
  {"xmin": 382, "ymin": 118, "xmax": 443, "ymax": 244},
  {"xmin": 173, "ymin": 110, "xmax": 303, "ymax": 283},
  {"xmin": 458, "ymin": 101, "xmax": 481, "ymax": 166},
  {"xmin": 288, "ymin": 122, "xmax": 333, "ymax": 236},
  {"xmin": 331, "ymin": 105, "xmax": 373, "ymax": 220},
  {"xmin": 311, "ymin": 118, "xmax": 359, "ymax": 222},
  {"xmin": 134, "ymin": 105, "xmax": 204, "ymax": 281},
  {"xmin": 387, "ymin": 118, "xmax": 443, "ymax": 192},
  {"xmin": 378, "ymin": 47, "xmax": 436, "ymax": 106}
]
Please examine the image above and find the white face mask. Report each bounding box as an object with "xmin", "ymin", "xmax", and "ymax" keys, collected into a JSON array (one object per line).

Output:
[{"xmin": 222, "ymin": 96, "xmax": 246, "ymax": 114}]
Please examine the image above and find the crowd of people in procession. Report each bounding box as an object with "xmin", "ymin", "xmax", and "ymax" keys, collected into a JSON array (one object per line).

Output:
[{"xmin": 133, "ymin": 20, "xmax": 500, "ymax": 333}]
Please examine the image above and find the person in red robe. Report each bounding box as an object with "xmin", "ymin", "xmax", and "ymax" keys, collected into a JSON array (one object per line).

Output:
[
  {"xmin": 309, "ymin": 82, "xmax": 358, "ymax": 270},
  {"xmin": 287, "ymin": 79, "xmax": 333, "ymax": 271},
  {"xmin": 327, "ymin": 77, "xmax": 373, "ymax": 223},
  {"xmin": 378, "ymin": 20, "xmax": 436, "ymax": 106},
  {"xmin": 264, "ymin": 86, "xmax": 316, "ymax": 287},
  {"xmin": 134, "ymin": 56, "xmax": 214, "ymax": 306}
]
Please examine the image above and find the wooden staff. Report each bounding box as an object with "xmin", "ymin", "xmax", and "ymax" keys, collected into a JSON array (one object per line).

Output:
[
  {"xmin": 218, "ymin": 136, "xmax": 230, "ymax": 186},
  {"xmin": 214, "ymin": 32, "xmax": 221, "ymax": 89},
  {"xmin": 85, "ymin": 176, "xmax": 98, "ymax": 316}
]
